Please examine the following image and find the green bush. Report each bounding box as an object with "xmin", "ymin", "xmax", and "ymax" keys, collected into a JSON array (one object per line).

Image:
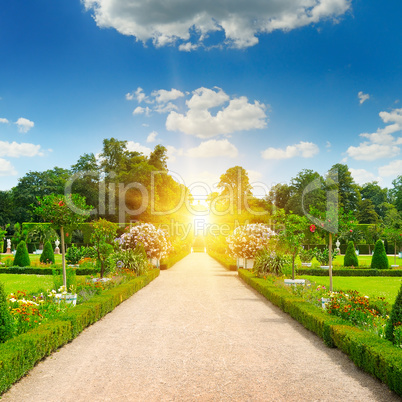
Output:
[
  {"xmin": 13, "ymin": 241, "xmax": 30, "ymax": 267},
  {"xmin": 40, "ymin": 241, "xmax": 55, "ymax": 265},
  {"xmin": 253, "ymin": 249, "xmax": 289, "ymax": 276},
  {"xmin": 344, "ymin": 241, "xmax": 359, "ymax": 267},
  {"xmin": 207, "ymin": 251, "xmax": 237, "ymax": 271},
  {"xmin": 371, "ymin": 240, "xmax": 389, "ymax": 270},
  {"xmin": 385, "ymin": 283, "xmax": 402, "ymax": 343},
  {"xmin": 65, "ymin": 244, "xmax": 82, "ymax": 265},
  {"xmin": 160, "ymin": 249, "xmax": 190, "ymax": 270},
  {"xmin": 0, "ymin": 281, "xmax": 14, "ymax": 343}
]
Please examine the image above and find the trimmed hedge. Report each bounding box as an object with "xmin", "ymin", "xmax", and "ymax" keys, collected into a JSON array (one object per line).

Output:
[
  {"xmin": 160, "ymin": 249, "xmax": 190, "ymax": 270},
  {"xmin": 0, "ymin": 267, "xmax": 97, "ymax": 276},
  {"xmin": 238, "ymin": 269, "xmax": 402, "ymax": 396},
  {"xmin": 207, "ymin": 251, "xmax": 237, "ymax": 271},
  {"xmin": 0, "ymin": 269, "xmax": 159, "ymax": 395},
  {"xmin": 298, "ymin": 268, "xmax": 402, "ymax": 277}
]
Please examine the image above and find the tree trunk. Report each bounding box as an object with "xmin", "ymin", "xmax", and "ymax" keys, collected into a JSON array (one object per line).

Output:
[
  {"xmin": 292, "ymin": 255, "xmax": 295, "ymax": 280},
  {"xmin": 329, "ymin": 232, "xmax": 333, "ymax": 292},
  {"xmin": 60, "ymin": 226, "xmax": 67, "ymax": 288}
]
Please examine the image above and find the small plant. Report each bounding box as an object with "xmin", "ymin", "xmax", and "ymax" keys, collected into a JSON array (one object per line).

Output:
[
  {"xmin": 13, "ymin": 240, "xmax": 30, "ymax": 267},
  {"xmin": 385, "ymin": 283, "xmax": 402, "ymax": 344},
  {"xmin": 299, "ymin": 248, "xmax": 315, "ymax": 263},
  {"xmin": 0, "ymin": 281, "xmax": 14, "ymax": 342},
  {"xmin": 65, "ymin": 244, "xmax": 82, "ymax": 265},
  {"xmin": 253, "ymin": 248, "xmax": 289, "ymax": 276},
  {"xmin": 112, "ymin": 246, "xmax": 149, "ymax": 276},
  {"xmin": 314, "ymin": 247, "xmax": 337, "ymax": 266},
  {"xmin": 371, "ymin": 240, "xmax": 389, "ymax": 270},
  {"xmin": 344, "ymin": 241, "xmax": 359, "ymax": 267},
  {"xmin": 40, "ymin": 240, "xmax": 55, "ymax": 264}
]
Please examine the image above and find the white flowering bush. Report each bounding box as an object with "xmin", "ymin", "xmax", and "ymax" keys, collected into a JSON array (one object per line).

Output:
[
  {"xmin": 118, "ymin": 223, "xmax": 171, "ymax": 260},
  {"xmin": 227, "ymin": 223, "xmax": 276, "ymax": 259}
]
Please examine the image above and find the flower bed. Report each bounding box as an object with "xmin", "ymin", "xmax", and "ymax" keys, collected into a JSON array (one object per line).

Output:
[
  {"xmin": 238, "ymin": 269, "xmax": 402, "ymax": 396},
  {"xmin": 0, "ymin": 269, "xmax": 159, "ymax": 395}
]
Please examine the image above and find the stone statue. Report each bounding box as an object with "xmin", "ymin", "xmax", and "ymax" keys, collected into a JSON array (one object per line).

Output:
[
  {"xmin": 6, "ymin": 239, "xmax": 11, "ymax": 254},
  {"xmin": 55, "ymin": 239, "xmax": 60, "ymax": 254}
]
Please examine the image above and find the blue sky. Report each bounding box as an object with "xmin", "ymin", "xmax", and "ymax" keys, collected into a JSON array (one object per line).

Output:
[{"xmin": 0, "ymin": 0, "xmax": 401, "ymax": 198}]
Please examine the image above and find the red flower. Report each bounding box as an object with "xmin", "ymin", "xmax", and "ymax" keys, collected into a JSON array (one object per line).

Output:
[
  {"xmin": 309, "ymin": 224, "xmax": 316, "ymax": 233},
  {"xmin": 349, "ymin": 229, "xmax": 353, "ymax": 233},
  {"xmin": 58, "ymin": 201, "xmax": 64, "ymax": 207},
  {"xmin": 66, "ymin": 233, "xmax": 69, "ymax": 237}
]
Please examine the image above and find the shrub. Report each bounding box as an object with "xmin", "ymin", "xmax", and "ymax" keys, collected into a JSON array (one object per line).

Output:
[
  {"xmin": 65, "ymin": 244, "xmax": 82, "ymax": 265},
  {"xmin": 40, "ymin": 241, "xmax": 55, "ymax": 264},
  {"xmin": 385, "ymin": 283, "xmax": 402, "ymax": 343},
  {"xmin": 253, "ymin": 249, "xmax": 289, "ymax": 276},
  {"xmin": 371, "ymin": 240, "xmax": 389, "ymax": 269},
  {"xmin": 313, "ymin": 247, "xmax": 337, "ymax": 266},
  {"xmin": 13, "ymin": 241, "xmax": 30, "ymax": 267},
  {"xmin": 0, "ymin": 281, "xmax": 14, "ymax": 343},
  {"xmin": 344, "ymin": 241, "xmax": 359, "ymax": 267},
  {"xmin": 299, "ymin": 248, "xmax": 315, "ymax": 263}
]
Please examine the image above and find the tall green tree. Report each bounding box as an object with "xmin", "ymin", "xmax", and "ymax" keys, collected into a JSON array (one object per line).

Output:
[
  {"xmin": 356, "ymin": 199, "xmax": 379, "ymax": 224},
  {"xmin": 360, "ymin": 181, "xmax": 389, "ymax": 218},
  {"xmin": 391, "ymin": 176, "xmax": 402, "ymax": 212},
  {"xmin": 148, "ymin": 144, "xmax": 168, "ymax": 171}
]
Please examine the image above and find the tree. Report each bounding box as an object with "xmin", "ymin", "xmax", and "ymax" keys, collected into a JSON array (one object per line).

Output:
[
  {"xmin": 0, "ymin": 281, "xmax": 13, "ymax": 343},
  {"xmin": 286, "ymin": 169, "xmax": 326, "ymax": 216},
  {"xmin": 27, "ymin": 224, "xmax": 58, "ymax": 250},
  {"xmin": 13, "ymin": 241, "xmax": 30, "ymax": 267},
  {"xmin": 360, "ymin": 181, "xmax": 389, "ymax": 218},
  {"xmin": 384, "ymin": 208, "xmax": 402, "ymax": 265},
  {"xmin": 34, "ymin": 194, "xmax": 92, "ymax": 287},
  {"xmin": 148, "ymin": 144, "xmax": 168, "ymax": 171},
  {"xmin": 0, "ymin": 224, "xmax": 10, "ymax": 254},
  {"xmin": 327, "ymin": 164, "xmax": 361, "ymax": 213},
  {"xmin": 356, "ymin": 199, "xmax": 379, "ymax": 224},
  {"xmin": 344, "ymin": 241, "xmax": 359, "ymax": 267},
  {"xmin": 275, "ymin": 210, "xmax": 308, "ymax": 280},
  {"xmin": 0, "ymin": 191, "xmax": 13, "ymax": 226},
  {"xmin": 40, "ymin": 241, "xmax": 55, "ymax": 264},
  {"xmin": 390, "ymin": 176, "xmax": 402, "ymax": 212},
  {"xmin": 265, "ymin": 183, "xmax": 291, "ymax": 211},
  {"xmin": 385, "ymin": 282, "xmax": 402, "ymax": 344},
  {"xmin": 217, "ymin": 166, "xmax": 252, "ymax": 213},
  {"xmin": 371, "ymin": 240, "xmax": 389, "ymax": 269},
  {"xmin": 91, "ymin": 218, "xmax": 118, "ymax": 278}
]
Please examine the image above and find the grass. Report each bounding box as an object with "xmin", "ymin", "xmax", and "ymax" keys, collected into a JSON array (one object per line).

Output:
[
  {"xmin": 0, "ymin": 253, "xmax": 63, "ymax": 266},
  {"xmin": 304, "ymin": 254, "xmax": 402, "ymax": 268},
  {"xmin": 0, "ymin": 274, "xmax": 54, "ymax": 295},
  {"xmin": 300, "ymin": 275, "xmax": 402, "ymax": 304}
]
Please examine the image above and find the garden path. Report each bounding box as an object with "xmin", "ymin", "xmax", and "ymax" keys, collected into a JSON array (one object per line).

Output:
[{"xmin": 3, "ymin": 253, "xmax": 399, "ymax": 401}]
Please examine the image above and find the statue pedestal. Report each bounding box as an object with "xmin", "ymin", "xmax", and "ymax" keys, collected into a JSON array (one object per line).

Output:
[
  {"xmin": 54, "ymin": 247, "xmax": 60, "ymax": 254},
  {"xmin": 6, "ymin": 247, "xmax": 11, "ymax": 254}
]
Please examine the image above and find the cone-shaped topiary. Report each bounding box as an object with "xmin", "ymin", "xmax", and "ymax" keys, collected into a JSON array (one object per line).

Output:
[
  {"xmin": 385, "ymin": 283, "xmax": 402, "ymax": 343},
  {"xmin": 344, "ymin": 241, "xmax": 359, "ymax": 267},
  {"xmin": 13, "ymin": 240, "xmax": 30, "ymax": 267},
  {"xmin": 0, "ymin": 281, "xmax": 14, "ymax": 343},
  {"xmin": 40, "ymin": 240, "xmax": 55, "ymax": 264},
  {"xmin": 371, "ymin": 239, "xmax": 389, "ymax": 269}
]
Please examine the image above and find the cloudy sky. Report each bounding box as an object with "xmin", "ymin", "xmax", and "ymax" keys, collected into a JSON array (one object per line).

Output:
[{"xmin": 0, "ymin": 0, "xmax": 401, "ymax": 197}]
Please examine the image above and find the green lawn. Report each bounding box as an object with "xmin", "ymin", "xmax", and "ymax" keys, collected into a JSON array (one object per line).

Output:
[
  {"xmin": 300, "ymin": 275, "xmax": 402, "ymax": 304},
  {"xmin": 1, "ymin": 253, "xmax": 63, "ymax": 266},
  {"xmin": 308, "ymin": 254, "xmax": 402, "ymax": 268},
  {"xmin": 0, "ymin": 274, "xmax": 54, "ymax": 295}
]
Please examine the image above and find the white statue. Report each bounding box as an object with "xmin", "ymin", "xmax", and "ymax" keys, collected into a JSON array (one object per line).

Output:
[
  {"xmin": 7, "ymin": 239, "xmax": 11, "ymax": 249},
  {"xmin": 55, "ymin": 239, "xmax": 60, "ymax": 248},
  {"xmin": 55, "ymin": 239, "xmax": 60, "ymax": 254}
]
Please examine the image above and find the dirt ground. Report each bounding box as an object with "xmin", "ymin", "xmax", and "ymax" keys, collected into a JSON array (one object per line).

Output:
[{"xmin": 3, "ymin": 253, "xmax": 400, "ymax": 401}]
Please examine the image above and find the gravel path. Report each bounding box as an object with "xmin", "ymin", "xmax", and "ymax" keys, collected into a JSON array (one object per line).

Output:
[{"xmin": 3, "ymin": 253, "xmax": 400, "ymax": 401}]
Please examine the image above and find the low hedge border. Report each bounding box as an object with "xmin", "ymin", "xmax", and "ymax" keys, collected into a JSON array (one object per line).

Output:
[
  {"xmin": 0, "ymin": 269, "xmax": 159, "ymax": 395},
  {"xmin": 0, "ymin": 267, "xmax": 97, "ymax": 276},
  {"xmin": 208, "ymin": 251, "xmax": 237, "ymax": 271},
  {"xmin": 238, "ymin": 269, "xmax": 402, "ymax": 396},
  {"xmin": 160, "ymin": 250, "xmax": 190, "ymax": 270},
  {"xmin": 298, "ymin": 268, "xmax": 402, "ymax": 277}
]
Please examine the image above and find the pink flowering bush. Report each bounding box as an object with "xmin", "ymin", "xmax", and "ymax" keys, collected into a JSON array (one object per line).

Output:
[
  {"xmin": 119, "ymin": 223, "xmax": 171, "ymax": 260},
  {"xmin": 227, "ymin": 224, "xmax": 276, "ymax": 259}
]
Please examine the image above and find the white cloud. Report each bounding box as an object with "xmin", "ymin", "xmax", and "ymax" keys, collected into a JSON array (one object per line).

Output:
[
  {"xmin": 146, "ymin": 131, "xmax": 158, "ymax": 143},
  {"xmin": 126, "ymin": 87, "xmax": 148, "ymax": 103},
  {"xmin": 0, "ymin": 158, "xmax": 17, "ymax": 176},
  {"xmin": 0, "ymin": 118, "xmax": 9, "ymax": 124},
  {"xmin": 347, "ymin": 143, "xmax": 400, "ymax": 161},
  {"xmin": 349, "ymin": 168, "xmax": 380, "ymax": 185},
  {"xmin": 347, "ymin": 108, "xmax": 402, "ymax": 160},
  {"xmin": 126, "ymin": 141, "xmax": 152, "ymax": 156},
  {"xmin": 133, "ymin": 106, "xmax": 151, "ymax": 116},
  {"xmin": 154, "ymin": 102, "xmax": 178, "ymax": 114},
  {"xmin": 166, "ymin": 87, "xmax": 267, "ymax": 138},
  {"xmin": 186, "ymin": 139, "xmax": 238, "ymax": 158},
  {"xmin": 247, "ymin": 170, "xmax": 263, "ymax": 183},
  {"xmin": 83, "ymin": 0, "xmax": 351, "ymax": 49},
  {"xmin": 165, "ymin": 145, "xmax": 183, "ymax": 162},
  {"xmin": 0, "ymin": 141, "xmax": 44, "ymax": 157},
  {"xmin": 378, "ymin": 160, "xmax": 402, "ymax": 177},
  {"xmin": 358, "ymin": 91, "xmax": 370, "ymax": 104},
  {"xmin": 179, "ymin": 42, "xmax": 199, "ymax": 52},
  {"xmin": 151, "ymin": 88, "xmax": 184, "ymax": 103},
  {"xmin": 15, "ymin": 117, "xmax": 34, "ymax": 133},
  {"xmin": 261, "ymin": 141, "xmax": 319, "ymax": 160}
]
